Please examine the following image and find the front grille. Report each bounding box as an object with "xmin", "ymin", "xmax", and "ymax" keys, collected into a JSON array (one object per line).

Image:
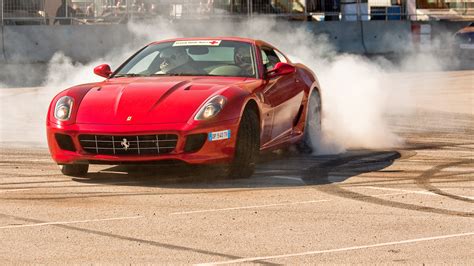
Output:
[{"xmin": 78, "ymin": 134, "xmax": 178, "ymax": 155}]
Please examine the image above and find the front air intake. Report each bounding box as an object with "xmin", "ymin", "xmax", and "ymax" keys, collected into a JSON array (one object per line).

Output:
[
  {"xmin": 55, "ymin": 133, "xmax": 76, "ymax": 152},
  {"xmin": 184, "ymin": 133, "xmax": 207, "ymax": 153}
]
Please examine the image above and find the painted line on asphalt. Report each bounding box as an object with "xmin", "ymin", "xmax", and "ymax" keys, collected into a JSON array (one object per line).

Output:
[
  {"xmin": 170, "ymin": 199, "xmax": 331, "ymax": 215},
  {"xmin": 0, "ymin": 188, "xmax": 32, "ymax": 193},
  {"xmin": 0, "ymin": 215, "xmax": 143, "ymax": 229},
  {"xmin": 370, "ymin": 192, "xmax": 430, "ymax": 197},
  {"xmin": 196, "ymin": 232, "xmax": 474, "ymax": 265}
]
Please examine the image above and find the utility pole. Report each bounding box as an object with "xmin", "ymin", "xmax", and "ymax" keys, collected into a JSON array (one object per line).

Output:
[
  {"xmin": 126, "ymin": 0, "xmax": 130, "ymax": 20},
  {"xmin": 356, "ymin": 0, "xmax": 360, "ymax": 21},
  {"xmin": 248, "ymin": 0, "xmax": 252, "ymax": 17},
  {"xmin": 1, "ymin": 0, "xmax": 3, "ymax": 25}
]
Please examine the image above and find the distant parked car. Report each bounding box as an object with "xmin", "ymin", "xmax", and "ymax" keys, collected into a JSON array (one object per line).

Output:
[{"xmin": 454, "ymin": 22, "xmax": 474, "ymax": 60}]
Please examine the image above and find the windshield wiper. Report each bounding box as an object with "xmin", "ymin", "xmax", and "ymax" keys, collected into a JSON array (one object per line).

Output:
[
  {"xmin": 165, "ymin": 73, "xmax": 200, "ymax": 76},
  {"xmin": 113, "ymin": 73, "xmax": 145, "ymax": 78}
]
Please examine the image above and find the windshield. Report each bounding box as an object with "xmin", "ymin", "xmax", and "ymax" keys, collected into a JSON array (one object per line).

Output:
[{"xmin": 113, "ymin": 40, "xmax": 257, "ymax": 78}]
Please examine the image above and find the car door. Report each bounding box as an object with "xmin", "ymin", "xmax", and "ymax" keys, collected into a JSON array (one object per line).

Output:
[{"xmin": 260, "ymin": 47, "xmax": 304, "ymax": 140}]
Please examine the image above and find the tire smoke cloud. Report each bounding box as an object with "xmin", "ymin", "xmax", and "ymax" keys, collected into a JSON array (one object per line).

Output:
[{"xmin": 0, "ymin": 17, "xmax": 458, "ymax": 153}]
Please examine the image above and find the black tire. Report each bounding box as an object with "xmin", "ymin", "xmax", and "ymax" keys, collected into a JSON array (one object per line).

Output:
[
  {"xmin": 297, "ymin": 90, "xmax": 322, "ymax": 154},
  {"xmin": 59, "ymin": 164, "xmax": 89, "ymax": 177},
  {"xmin": 227, "ymin": 108, "xmax": 260, "ymax": 179}
]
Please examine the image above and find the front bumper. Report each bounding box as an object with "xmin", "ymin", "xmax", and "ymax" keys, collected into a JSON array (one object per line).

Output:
[{"xmin": 47, "ymin": 118, "xmax": 240, "ymax": 165}]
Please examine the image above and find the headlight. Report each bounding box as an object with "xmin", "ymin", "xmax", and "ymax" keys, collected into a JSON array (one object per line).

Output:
[
  {"xmin": 195, "ymin": 95, "xmax": 227, "ymax": 120},
  {"xmin": 54, "ymin": 96, "xmax": 74, "ymax": 121}
]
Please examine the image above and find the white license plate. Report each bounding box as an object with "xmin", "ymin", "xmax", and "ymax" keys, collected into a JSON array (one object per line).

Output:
[
  {"xmin": 208, "ymin": 130, "xmax": 231, "ymax": 141},
  {"xmin": 460, "ymin": 43, "xmax": 474, "ymax": 50}
]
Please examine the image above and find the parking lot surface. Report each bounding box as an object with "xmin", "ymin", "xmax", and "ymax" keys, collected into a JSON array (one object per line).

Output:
[{"xmin": 0, "ymin": 71, "xmax": 472, "ymax": 264}]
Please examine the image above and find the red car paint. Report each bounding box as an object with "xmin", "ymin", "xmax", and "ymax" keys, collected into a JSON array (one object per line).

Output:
[{"xmin": 47, "ymin": 37, "xmax": 320, "ymax": 165}]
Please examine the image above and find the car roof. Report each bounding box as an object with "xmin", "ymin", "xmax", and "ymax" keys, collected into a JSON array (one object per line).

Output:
[
  {"xmin": 150, "ymin": 37, "xmax": 273, "ymax": 47},
  {"xmin": 458, "ymin": 25, "xmax": 474, "ymax": 34}
]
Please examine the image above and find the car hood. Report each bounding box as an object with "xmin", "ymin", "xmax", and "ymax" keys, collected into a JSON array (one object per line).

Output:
[{"xmin": 75, "ymin": 76, "xmax": 250, "ymax": 125}]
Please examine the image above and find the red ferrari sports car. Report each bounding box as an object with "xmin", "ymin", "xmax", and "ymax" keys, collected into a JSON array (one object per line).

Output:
[{"xmin": 47, "ymin": 37, "xmax": 322, "ymax": 178}]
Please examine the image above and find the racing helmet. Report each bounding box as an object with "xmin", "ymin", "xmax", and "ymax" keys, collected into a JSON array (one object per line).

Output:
[
  {"xmin": 159, "ymin": 47, "xmax": 189, "ymax": 72},
  {"xmin": 234, "ymin": 46, "xmax": 252, "ymax": 66}
]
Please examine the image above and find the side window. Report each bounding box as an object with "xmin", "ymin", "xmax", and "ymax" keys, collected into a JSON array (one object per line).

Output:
[
  {"xmin": 274, "ymin": 50, "xmax": 288, "ymax": 63},
  {"xmin": 261, "ymin": 47, "xmax": 281, "ymax": 71},
  {"xmin": 261, "ymin": 50, "xmax": 270, "ymax": 68}
]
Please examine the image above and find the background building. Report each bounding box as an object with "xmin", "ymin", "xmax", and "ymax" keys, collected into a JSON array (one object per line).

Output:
[{"xmin": 0, "ymin": 0, "xmax": 472, "ymax": 24}]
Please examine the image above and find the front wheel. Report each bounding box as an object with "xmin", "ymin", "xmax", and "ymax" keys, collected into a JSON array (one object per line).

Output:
[
  {"xmin": 59, "ymin": 164, "xmax": 89, "ymax": 177},
  {"xmin": 297, "ymin": 90, "xmax": 322, "ymax": 154},
  {"xmin": 227, "ymin": 108, "xmax": 260, "ymax": 179}
]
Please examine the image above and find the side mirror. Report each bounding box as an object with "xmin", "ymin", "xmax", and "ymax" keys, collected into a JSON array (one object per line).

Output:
[
  {"xmin": 266, "ymin": 62, "xmax": 295, "ymax": 79},
  {"xmin": 93, "ymin": 64, "xmax": 112, "ymax": 78}
]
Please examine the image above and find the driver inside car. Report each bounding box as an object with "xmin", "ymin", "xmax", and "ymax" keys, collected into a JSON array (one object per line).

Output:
[
  {"xmin": 157, "ymin": 47, "xmax": 204, "ymax": 75},
  {"xmin": 234, "ymin": 46, "xmax": 254, "ymax": 76}
]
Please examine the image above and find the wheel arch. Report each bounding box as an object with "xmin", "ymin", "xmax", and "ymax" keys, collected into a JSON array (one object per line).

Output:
[
  {"xmin": 239, "ymin": 97, "xmax": 262, "ymax": 143},
  {"xmin": 297, "ymin": 84, "xmax": 322, "ymax": 136},
  {"xmin": 309, "ymin": 83, "xmax": 322, "ymax": 114},
  {"xmin": 243, "ymin": 99, "xmax": 260, "ymax": 121}
]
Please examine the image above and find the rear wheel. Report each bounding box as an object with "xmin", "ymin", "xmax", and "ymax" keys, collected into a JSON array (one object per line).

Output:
[
  {"xmin": 227, "ymin": 108, "xmax": 260, "ymax": 179},
  {"xmin": 298, "ymin": 90, "xmax": 322, "ymax": 154},
  {"xmin": 59, "ymin": 164, "xmax": 89, "ymax": 177}
]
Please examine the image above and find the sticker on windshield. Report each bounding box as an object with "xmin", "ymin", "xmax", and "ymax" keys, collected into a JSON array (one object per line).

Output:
[
  {"xmin": 208, "ymin": 130, "xmax": 231, "ymax": 141},
  {"xmin": 173, "ymin": 40, "xmax": 221, "ymax": 47}
]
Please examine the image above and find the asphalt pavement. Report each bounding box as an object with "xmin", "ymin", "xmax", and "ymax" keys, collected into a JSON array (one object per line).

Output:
[{"xmin": 0, "ymin": 71, "xmax": 472, "ymax": 264}]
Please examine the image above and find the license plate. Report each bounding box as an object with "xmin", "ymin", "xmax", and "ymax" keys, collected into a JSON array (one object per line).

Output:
[{"xmin": 208, "ymin": 130, "xmax": 231, "ymax": 141}]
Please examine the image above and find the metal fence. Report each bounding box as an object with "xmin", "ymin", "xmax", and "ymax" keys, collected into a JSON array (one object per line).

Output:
[
  {"xmin": 2, "ymin": 0, "xmax": 47, "ymax": 25},
  {"xmin": 0, "ymin": 0, "xmax": 473, "ymax": 25}
]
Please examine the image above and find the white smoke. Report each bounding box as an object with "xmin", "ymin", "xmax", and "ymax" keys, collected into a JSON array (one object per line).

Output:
[
  {"xmin": 315, "ymin": 55, "xmax": 407, "ymax": 153},
  {"xmin": 44, "ymin": 53, "xmax": 102, "ymax": 89}
]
